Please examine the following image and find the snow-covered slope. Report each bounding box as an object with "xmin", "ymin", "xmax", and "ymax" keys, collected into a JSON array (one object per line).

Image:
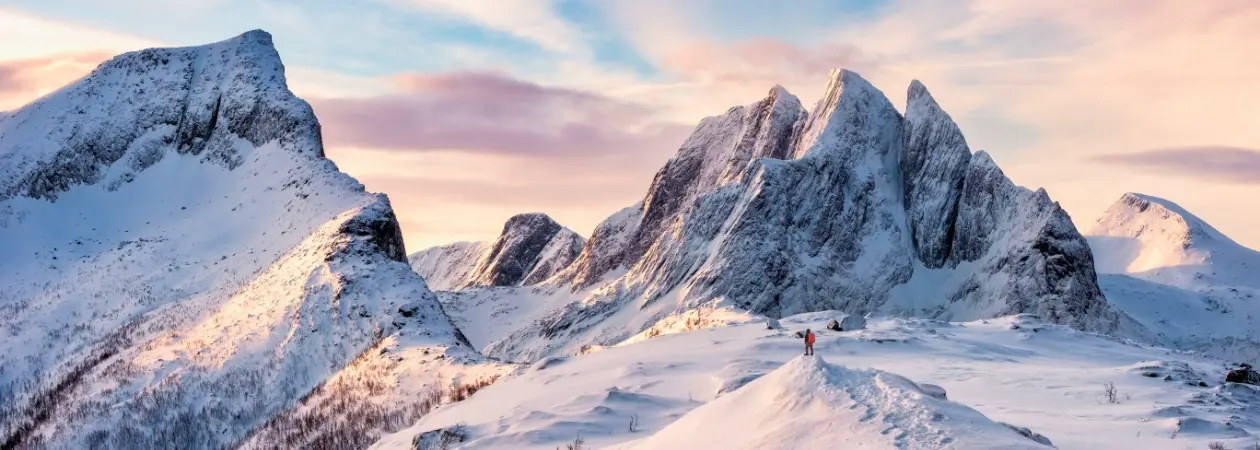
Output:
[
  {"xmin": 1089, "ymin": 193, "xmax": 1258, "ymax": 288},
  {"xmin": 0, "ymin": 31, "xmax": 488, "ymax": 449},
  {"xmin": 407, "ymin": 213, "xmax": 584, "ymax": 291},
  {"xmin": 408, "ymin": 241, "xmax": 489, "ymax": 291},
  {"xmin": 453, "ymin": 69, "xmax": 1139, "ymax": 362},
  {"xmin": 625, "ymin": 356, "xmax": 1050, "ymax": 450},
  {"xmin": 1087, "ymin": 193, "xmax": 1260, "ymax": 364},
  {"xmin": 373, "ymin": 313, "xmax": 1260, "ymax": 450}
]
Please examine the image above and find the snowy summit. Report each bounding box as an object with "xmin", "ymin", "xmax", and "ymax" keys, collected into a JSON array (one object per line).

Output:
[{"xmin": 0, "ymin": 30, "xmax": 499, "ymax": 449}]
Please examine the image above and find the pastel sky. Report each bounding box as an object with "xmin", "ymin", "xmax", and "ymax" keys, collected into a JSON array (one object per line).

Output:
[{"xmin": 2, "ymin": 0, "xmax": 1258, "ymax": 251}]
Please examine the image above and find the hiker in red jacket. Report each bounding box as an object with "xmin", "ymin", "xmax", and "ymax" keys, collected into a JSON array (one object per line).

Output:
[{"xmin": 804, "ymin": 328, "xmax": 816, "ymax": 356}]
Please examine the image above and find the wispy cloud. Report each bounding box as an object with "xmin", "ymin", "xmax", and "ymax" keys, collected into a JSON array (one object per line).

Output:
[
  {"xmin": 1094, "ymin": 146, "xmax": 1260, "ymax": 184},
  {"xmin": 0, "ymin": 52, "xmax": 111, "ymax": 110},
  {"xmin": 310, "ymin": 71, "xmax": 691, "ymax": 157},
  {"xmin": 660, "ymin": 38, "xmax": 880, "ymax": 90},
  {"xmin": 0, "ymin": 8, "xmax": 155, "ymax": 60},
  {"xmin": 395, "ymin": 0, "xmax": 585, "ymax": 54}
]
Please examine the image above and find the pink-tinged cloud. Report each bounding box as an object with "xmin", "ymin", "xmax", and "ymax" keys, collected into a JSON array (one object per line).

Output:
[
  {"xmin": 1094, "ymin": 146, "xmax": 1260, "ymax": 184},
  {"xmin": 0, "ymin": 52, "xmax": 111, "ymax": 110},
  {"xmin": 660, "ymin": 38, "xmax": 879, "ymax": 87},
  {"xmin": 309, "ymin": 71, "xmax": 691, "ymax": 158},
  {"xmin": 367, "ymin": 172, "xmax": 642, "ymax": 210}
]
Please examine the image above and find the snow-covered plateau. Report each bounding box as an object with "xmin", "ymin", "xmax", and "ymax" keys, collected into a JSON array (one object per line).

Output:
[{"xmin": 3, "ymin": 30, "xmax": 1258, "ymax": 450}]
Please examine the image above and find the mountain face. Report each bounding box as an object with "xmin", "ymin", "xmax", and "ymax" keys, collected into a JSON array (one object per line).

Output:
[
  {"xmin": 0, "ymin": 30, "xmax": 320, "ymax": 201},
  {"xmin": 427, "ymin": 69, "xmax": 1140, "ymax": 362},
  {"xmin": 408, "ymin": 241, "xmax": 489, "ymax": 291},
  {"xmin": 901, "ymin": 81, "xmax": 971, "ymax": 268},
  {"xmin": 558, "ymin": 86, "xmax": 807, "ymax": 288},
  {"xmin": 1087, "ymin": 193, "xmax": 1260, "ymax": 364},
  {"xmin": 408, "ymin": 213, "xmax": 584, "ymax": 291},
  {"xmin": 0, "ymin": 31, "xmax": 478, "ymax": 449},
  {"xmin": 1088, "ymin": 193, "xmax": 1257, "ymax": 287}
]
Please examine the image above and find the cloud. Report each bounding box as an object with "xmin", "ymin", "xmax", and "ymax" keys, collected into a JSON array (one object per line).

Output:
[
  {"xmin": 660, "ymin": 38, "xmax": 880, "ymax": 90},
  {"xmin": 310, "ymin": 71, "xmax": 691, "ymax": 158},
  {"xmin": 396, "ymin": 0, "xmax": 585, "ymax": 54},
  {"xmin": 0, "ymin": 52, "xmax": 112, "ymax": 110},
  {"xmin": 0, "ymin": 8, "xmax": 156, "ymax": 60},
  {"xmin": 309, "ymin": 70, "xmax": 695, "ymax": 249},
  {"xmin": 330, "ymin": 146, "xmax": 670, "ymax": 250},
  {"xmin": 1093, "ymin": 146, "xmax": 1260, "ymax": 184}
]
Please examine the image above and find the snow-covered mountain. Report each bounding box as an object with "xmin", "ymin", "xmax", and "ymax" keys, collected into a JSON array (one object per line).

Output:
[
  {"xmin": 1087, "ymin": 193, "xmax": 1260, "ymax": 364},
  {"xmin": 1089, "ymin": 193, "xmax": 1258, "ymax": 288},
  {"xmin": 428, "ymin": 69, "xmax": 1141, "ymax": 362},
  {"xmin": 0, "ymin": 31, "xmax": 494, "ymax": 449},
  {"xmin": 408, "ymin": 213, "xmax": 584, "ymax": 291}
]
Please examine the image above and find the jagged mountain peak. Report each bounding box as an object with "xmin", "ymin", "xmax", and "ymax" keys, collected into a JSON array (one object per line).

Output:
[
  {"xmin": 763, "ymin": 84, "xmax": 804, "ymax": 116},
  {"xmin": 905, "ymin": 80, "xmax": 950, "ymax": 121},
  {"xmin": 901, "ymin": 78, "xmax": 973, "ymax": 267},
  {"xmin": 0, "ymin": 27, "xmax": 323, "ymax": 201},
  {"xmin": 767, "ymin": 84, "xmax": 798, "ymax": 103},
  {"xmin": 907, "ymin": 79, "xmax": 930, "ymax": 98},
  {"xmin": 549, "ymin": 80, "xmax": 810, "ymax": 289},
  {"xmin": 472, "ymin": 69, "xmax": 1138, "ymax": 362},
  {"xmin": 500, "ymin": 212, "xmax": 561, "ymax": 234},
  {"xmin": 794, "ymin": 68, "xmax": 900, "ymax": 160},
  {"xmin": 467, "ymin": 212, "xmax": 570, "ymax": 286},
  {"xmin": 409, "ymin": 213, "xmax": 586, "ymax": 290}
]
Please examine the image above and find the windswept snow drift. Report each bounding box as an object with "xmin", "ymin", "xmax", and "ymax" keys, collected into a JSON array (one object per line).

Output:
[
  {"xmin": 0, "ymin": 31, "xmax": 490, "ymax": 449},
  {"xmin": 624, "ymin": 356, "xmax": 1049, "ymax": 450}
]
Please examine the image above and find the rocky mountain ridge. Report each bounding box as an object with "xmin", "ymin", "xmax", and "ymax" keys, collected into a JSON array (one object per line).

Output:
[
  {"xmin": 416, "ymin": 69, "xmax": 1143, "ymax": 362},
  {"xmin": 0, "ymin": 31, "xmax": 486, "ymax": 449}
]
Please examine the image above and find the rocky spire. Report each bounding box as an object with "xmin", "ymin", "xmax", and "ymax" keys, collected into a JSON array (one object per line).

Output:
[
  {"xmin": 901, "ymin": 80, "xmax": 972, "ymax": 268},
  {"xmin": 555, "ymin": 85, "xmax": 808, "ymax": 288}
]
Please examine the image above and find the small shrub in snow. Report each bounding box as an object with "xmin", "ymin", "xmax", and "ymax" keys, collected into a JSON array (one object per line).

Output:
[
  {"xmin": 1101, "ymin": 381, "xmax": 1123, "ymax": 404},
  {"xmin": 628, "ymin": 414, "xmax": 639, "ymax": 432},
  {"xmin": 1207, "ymin": 441, "xmax": 1225, "ymax": 450},
  {"xmin": 449, "ymin": 375, "xmax": 500, "ymax": 402}
]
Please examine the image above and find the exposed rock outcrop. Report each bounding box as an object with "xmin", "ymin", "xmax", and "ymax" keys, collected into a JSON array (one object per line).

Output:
[{"xmin": 408, "ymin": 213, "xmax": 585, "ymax": 290}]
